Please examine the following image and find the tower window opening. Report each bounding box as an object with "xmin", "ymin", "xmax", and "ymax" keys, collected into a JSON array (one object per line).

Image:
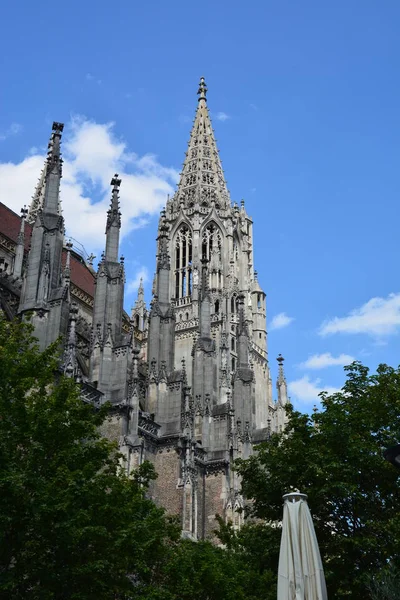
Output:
[
  {"xmin": 181, "ymin": 272, "xmax": 186, "ymax": 297},
  {"xmin": 257, "ymin": 294, "xmax": 261, "ymax": 309},
  {"xmin": 188, "ymin": 268, "xmax": 192, "ymax": 295},
  {"xmin": 174, "ymin": 226, "xmax": 192, "ymax": 299},
  {"xmin": 231, "ymin": 357, "xmax": 236, "ymax": 372},
  {"xmin": 202, "ymin": 223, "xmax": 222, "ymax": 262},
  {"xmin": 231, "ymin": 296, "xmax": 236, "ymax": 313},
  {"xmin": 231, "ymin": 337, "xmax": 235, "ymax": 351},
  {"xmin": 214, "ymin": 299, "xmax": 220, "ymax": 313}
]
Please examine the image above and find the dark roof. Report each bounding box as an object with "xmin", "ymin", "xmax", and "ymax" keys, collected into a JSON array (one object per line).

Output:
[
  {"xmin": 61, "ymin": 251, "xmax": 95, "ymax": 297},
  {"xmin": 0, "ymin": 202, "xmax": 32, "ymax": 251},
  {"xmin": 0, "ymin": 202, "xmax": 95, "ymax": 298},
  {"xmin": 212, "ymin": 403, "xmax": 230, "ymax": 416}
]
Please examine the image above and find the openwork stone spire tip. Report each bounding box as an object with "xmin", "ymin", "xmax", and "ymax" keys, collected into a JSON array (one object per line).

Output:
[{"xmin": 197, "ymin": 76, "xmax": 207, "ymax": 101}]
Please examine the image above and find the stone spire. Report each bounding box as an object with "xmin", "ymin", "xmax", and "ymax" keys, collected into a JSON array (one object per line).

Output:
[
  {"xmin": 277, "ymin": 354, "xmax": 288, "ymax": 406},
  {"xmin": 43, "ymin": 122, "xmax": 64, "ymax": 215},
  {"xmin": 13, "ymin": 206, "xmax": 28, "ymax": 278},
  {"xmin": 137, "ymin": 277, "xmax": 144, "ymax": 303},
  {"xmin": 105, "ymin": 174, "xmax": 122, "ymax": 262},
  {"xmin": 26, "ymin": 122, "xmax": 64, "ymax": 223},
  {"xmin": 155, "ymin": 210, "xmax": 171, "ymax": 305},
  {"xmin": 174, "ymin": 77, "xmax": 230, "ymax": 210},
  {"xmin": 131, "ymin": 277, "xmax": 147, "ymax": 332}
]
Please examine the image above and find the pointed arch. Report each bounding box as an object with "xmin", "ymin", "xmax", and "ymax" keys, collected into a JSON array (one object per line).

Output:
[
  {"xmin": 200, "ymin": 221, "xmax": 223, "ymax": 262},
  {"xmin": 174, "ymin": 224, "xmax": 193, "ymax": 299}
]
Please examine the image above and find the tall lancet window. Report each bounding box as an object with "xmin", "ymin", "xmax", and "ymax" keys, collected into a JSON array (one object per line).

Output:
[
  {"xmin": 201, "ymin": 223, "xmax": 222, "ymax": 261},
  {"xmin": 202, "ymin": 223, "xmax": 223, "ymax": 289},
  {"xmin": 175, "ymin": 226, "xmax": 192, "ymax": 299}
]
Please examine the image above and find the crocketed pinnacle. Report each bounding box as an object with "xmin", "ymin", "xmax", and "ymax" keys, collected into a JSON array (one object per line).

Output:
[
  {"xmin": 105, "ymin": 174, "xmax": 122, "ymax": 262},
  {"xmin": 106, "ymin": 174, "xmax": 122, "ymax": 231},
  {"xmin": 27, "ymin": 122, "xmax": 64, "ymax": 219},
  {"xmin": 277, "ymin": 354, "xmax": 286, "ymax": 383},
  {"xmin": 137, "ymin": 277, "xmax": 145, "ymax": 302},
  {"xmin": 174, "ymin": 77, "xmax": 230, "ymax": 210}
]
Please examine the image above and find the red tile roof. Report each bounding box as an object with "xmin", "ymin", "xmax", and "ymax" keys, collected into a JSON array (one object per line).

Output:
[
  {"xmin": 61, "ymin": 252, "xmax": 95, "ymax": 297},
  {"xmin": 0, "ymin": 202, "xmax": 95, "ymax": 298},
  {"xmin": 0, "ymin": 202, "xmax": 32, "ymax": 251}
]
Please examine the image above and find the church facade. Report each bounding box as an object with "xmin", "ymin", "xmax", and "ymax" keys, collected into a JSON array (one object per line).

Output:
[{"xmin": 0, "ymin": 79, "xmax": 288, "ymax": 539}]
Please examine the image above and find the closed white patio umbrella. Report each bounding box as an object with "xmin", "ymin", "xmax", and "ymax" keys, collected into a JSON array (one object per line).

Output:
[{"xmin": 277, "ymin": 492, "xmax": 328, "ymax": 600}]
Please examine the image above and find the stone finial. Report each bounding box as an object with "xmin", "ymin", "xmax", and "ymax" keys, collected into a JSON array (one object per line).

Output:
[
  {"xmin": 17, "ymin": 206, "xmax": 28, "ymax": 244},
  {"xmin": 197, "ymin": 76, "xmax": 207, "ymax": 101},
  {"xmin": 87, "ymin": 253, "xmax": 96, "ymax": 266},
  {"xmin": 52, "ymin": 121, "xmax": 64, "ymax": 135},
  {"xmin": 47, "ymin": 122, "xmax": 64, "ymax": 165},
  {"xmin": 111, "ymin": 173, "xmax": 121, "ymax": 190}
]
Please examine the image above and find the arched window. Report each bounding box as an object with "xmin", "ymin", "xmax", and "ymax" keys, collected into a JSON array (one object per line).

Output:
[
  {"xmin": 214, "ymin": 299, "xmax": 219, "ymax": 314},
  {"xmin": 174, "ymin": 226, "xmax": 192, "ymax": 298},
  {"xmin": 202, "ymin": 223, "xmax": 222, "ymax": 262}
]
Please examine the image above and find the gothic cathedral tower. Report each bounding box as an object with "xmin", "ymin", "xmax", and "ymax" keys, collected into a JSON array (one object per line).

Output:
[
  {"xmin": 0, "ymin": 79, "xmax": 290, "ymax": 541},
  {"xmin": 137, "ymin": 79, "xmax": 286, "ymax": 539}
]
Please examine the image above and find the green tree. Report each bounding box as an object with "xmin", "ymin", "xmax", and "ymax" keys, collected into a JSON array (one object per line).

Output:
[
  {"xmin": 236, "ymin": 362, "xmax": 400, "ymax": 599},
  {"xmin": 155, "ymin": 529, "xmax": 277, "ymax": 600},
  {"xmin": 367, "ymin": 565, "xmax": 400, "ymax": 600},
  {"xmin": 0, "ymin": 316, "xmax": 180, "ymax": 599}
]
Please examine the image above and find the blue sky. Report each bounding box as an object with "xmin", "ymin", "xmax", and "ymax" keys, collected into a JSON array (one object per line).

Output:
[{"xmin": 1, "ymin": 0, "xmax": 400, "ymax": 411}]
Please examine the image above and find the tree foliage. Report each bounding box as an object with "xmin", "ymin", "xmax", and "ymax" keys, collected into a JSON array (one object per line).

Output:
[
  {"xmin": 0, "ymin": 317, "xmax": 180, "ymax": 599},
  {"xmin": 236, "ymin": 362, "xmax": 400, "ymax": 598},
  {"xmin": 0, "ymin": 316, "xmax": 276, "ymax": 600}
]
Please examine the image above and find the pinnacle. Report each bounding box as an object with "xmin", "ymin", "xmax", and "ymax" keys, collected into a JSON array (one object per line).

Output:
[{"xmin": 197, "ymin": 76, "xmax": 207, "ymax": 102}]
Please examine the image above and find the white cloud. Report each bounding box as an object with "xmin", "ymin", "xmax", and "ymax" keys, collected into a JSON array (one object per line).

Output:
[
  {"xmin": 0, "ymin": 122, "xmax": 23, "ymax": 141},
  {"xmin": 86, "ymin": 73, "xmax": 102, "ymax": 85},
  {"xmin": 300, "ymin": 352, "xmax": 355, "ymax": 370},
  {"xmin": 288, "ymin": 375, "xmax": 340, "ymax": 405},
  {"xmin": 270, "ymin": 312, "xmax": 294, "ymax": 331},
  {"xmin": 0, "ymin": 116, "xmax": 179, "ymax": 252},
  {"xmin": 215, "ymin": 112, "xmax": 230, "ymax": 122},
  {"xmin": 126, "ymin": 266, "xmax": 149, "ymax": 297},
  {"xmin": 319, "ymin": 293, "xmax": 400, "ymax": 337}
]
